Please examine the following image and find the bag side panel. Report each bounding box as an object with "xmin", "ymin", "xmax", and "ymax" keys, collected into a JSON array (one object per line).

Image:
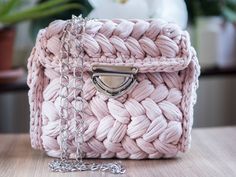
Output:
[
  {"xmin": 27, "ymin": 31, "xmax": 49, "ymax": 150},
  {"xmin": 179, "ymin": 48, "xmax": 200, "ymax": 152}
]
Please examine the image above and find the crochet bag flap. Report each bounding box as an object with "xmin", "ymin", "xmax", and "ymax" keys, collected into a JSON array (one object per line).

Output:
[{"xmin": 27, "ymin": 19, "xmax": 200, "ymax": 159}]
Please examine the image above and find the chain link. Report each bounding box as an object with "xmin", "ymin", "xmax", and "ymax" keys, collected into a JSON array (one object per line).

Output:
[{"xmin": 48, "ymin": 15, "xmax": 125, "ymax": 174}]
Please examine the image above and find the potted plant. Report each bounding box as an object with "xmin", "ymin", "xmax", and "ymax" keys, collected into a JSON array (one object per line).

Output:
[
  {"xmin": 185, "ymin": 0, "xmax": 236, "ymax": 68},
  {"xmin": 0, "ymin": 0, "xmax": 85, "ymax": 72}
]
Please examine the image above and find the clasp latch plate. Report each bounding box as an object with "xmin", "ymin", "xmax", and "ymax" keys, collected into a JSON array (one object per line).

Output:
[{"xmin": 91, "ymin": 65, "xmax": 138, "ymax": 98}]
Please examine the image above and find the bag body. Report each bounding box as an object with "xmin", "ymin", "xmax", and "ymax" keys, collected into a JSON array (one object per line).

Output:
[{"xmin": 27, "ymin": 19, "xmax": 200, "ymax": 159}]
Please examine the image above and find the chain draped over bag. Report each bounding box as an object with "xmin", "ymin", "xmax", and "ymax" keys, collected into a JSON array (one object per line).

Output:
[{"xmin": 27, "ymin": 15, "xmax": 200, "ymax": 173}]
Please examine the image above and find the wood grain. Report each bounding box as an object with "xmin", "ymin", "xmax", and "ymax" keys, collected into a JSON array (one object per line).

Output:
[{"xmin": 0, "ymin": 127, "xmax": 236, "ymax": 177}]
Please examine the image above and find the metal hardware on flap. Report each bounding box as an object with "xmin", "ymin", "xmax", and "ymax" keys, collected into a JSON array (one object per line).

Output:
[{"xmin": 91, "ymin": 65, "xmax": 138, "ymax": 98}]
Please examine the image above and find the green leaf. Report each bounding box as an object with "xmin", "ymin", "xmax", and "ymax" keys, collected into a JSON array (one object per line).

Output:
[
  {"xmin": 22, "ymin": 0, "xmax": 67, "ymax": 13},
  {"xmin": 0, "ymin": 3, "xmax": 85, "ymax": 24},
  {"xmin": 29, "ymin": 0, "xmax": 92, "ymax": 40},
  {"xmin": 0, "ymin": 0, "xmax": 19, "ymax": 17},
  {"xmin": 0, "ymin": 0, "xmax": 68, "ymax": 19},
  {"xmin": 222, "ymin": 6, "xmax": 236, "ymax": 23},
  {"xmin": 225, "ymin": 0, "xmax": 236, "ymax": 12}
]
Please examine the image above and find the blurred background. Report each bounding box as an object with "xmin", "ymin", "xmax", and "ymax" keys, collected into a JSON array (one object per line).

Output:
[{"xmin": 1, "ymin": 0, "xmax": 236, "ymax": 133}]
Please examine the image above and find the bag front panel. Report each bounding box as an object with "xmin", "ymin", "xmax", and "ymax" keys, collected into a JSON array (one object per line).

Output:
[{"xmin": 39, "ymin": 67, "xmax": 194, "ymax": 159}]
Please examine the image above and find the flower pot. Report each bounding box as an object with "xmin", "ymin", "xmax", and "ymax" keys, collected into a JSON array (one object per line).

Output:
[{"xmin": 0, "ymin": 27, "xmax": 16, "ymax": 71}]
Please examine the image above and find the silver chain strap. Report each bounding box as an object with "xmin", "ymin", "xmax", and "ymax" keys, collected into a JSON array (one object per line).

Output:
[{"xmin": 48, "ymin": 15, "xmax": 125, "ymax": 174}]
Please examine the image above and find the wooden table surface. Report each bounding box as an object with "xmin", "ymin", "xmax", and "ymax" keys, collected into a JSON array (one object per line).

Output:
[{"xmin": 0, "ymin": 126, "xmax": 236, "ymax": 177}]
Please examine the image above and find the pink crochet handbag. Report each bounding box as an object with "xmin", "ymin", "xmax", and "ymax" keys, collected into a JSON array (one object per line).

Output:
[{"xmin": 27, "ymin": 16, "xmax": 200, "ymax": 172}]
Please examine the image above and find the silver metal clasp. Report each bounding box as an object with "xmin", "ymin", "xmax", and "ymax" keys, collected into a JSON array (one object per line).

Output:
[{"xmin": 91, "ymin": 65, "xmax": 138, "ymax": 98}]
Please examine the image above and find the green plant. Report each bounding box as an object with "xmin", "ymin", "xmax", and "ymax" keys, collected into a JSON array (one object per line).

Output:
[
  {"xmin": 222, "ymin": 0, "xmax": 236, "ymax": 23},
  {"xmin": 30, "ymin": 0, "xmax": 92, "ymax": 39},
  {"xmin": 0, "ymin": 0, "xmax": 85, "ymax": 27},
  {"xmin": 185, "ymin": 0, "xmax": 236, "ymax": 24}
]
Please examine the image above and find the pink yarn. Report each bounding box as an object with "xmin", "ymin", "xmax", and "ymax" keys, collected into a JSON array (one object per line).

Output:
[{"xmin": 27, "ymin": 19, "xmax": 200, "ymax": 159}]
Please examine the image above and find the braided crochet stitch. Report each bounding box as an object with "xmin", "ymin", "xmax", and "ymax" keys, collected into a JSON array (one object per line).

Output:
[{"xmin": 27, "ymin": 19, "xmax": 200, "ymax": 159}]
